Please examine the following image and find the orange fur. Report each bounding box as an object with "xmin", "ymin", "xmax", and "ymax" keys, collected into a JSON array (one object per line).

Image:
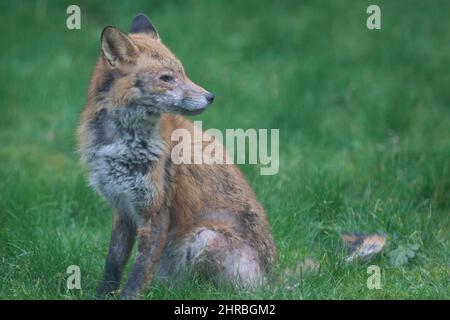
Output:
[{"xmin": 77, "ymin": 16, "xmax": 275, "ymax": 299}]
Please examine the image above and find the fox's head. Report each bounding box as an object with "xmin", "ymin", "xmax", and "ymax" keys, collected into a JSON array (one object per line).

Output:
[{"xmin": 92, "ymin": 14, "xmax": 214, "ymax": 115}]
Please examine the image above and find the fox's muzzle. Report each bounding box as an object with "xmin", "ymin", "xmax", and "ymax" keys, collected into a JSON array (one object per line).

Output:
[{"xmin": 179, "ymin": 91, "xmax": 214, "ymax": 115}]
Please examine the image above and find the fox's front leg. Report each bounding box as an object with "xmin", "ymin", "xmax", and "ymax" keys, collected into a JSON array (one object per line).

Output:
[
  {"xmin": 121, "ymin": 212, "xmax": 169, "ymax": 299},
  {"xmin": 96, "ymin": 213, "xmax": 136, "ymax": 298}
]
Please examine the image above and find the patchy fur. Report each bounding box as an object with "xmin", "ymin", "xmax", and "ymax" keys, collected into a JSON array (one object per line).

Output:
[{"xmin": 77, "ymin": 14, "xmax": 275, "ymax": 299}]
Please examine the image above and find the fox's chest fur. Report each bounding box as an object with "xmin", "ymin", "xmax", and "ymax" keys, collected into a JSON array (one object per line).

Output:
[{"xmin": 85, "ymin": 106, "xmax": 164, "ymax": 222}]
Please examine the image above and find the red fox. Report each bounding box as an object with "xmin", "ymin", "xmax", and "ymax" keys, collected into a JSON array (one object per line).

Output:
[{"xmin": 77, "ymin": 14, "xmax": 275, "ymax": 299}]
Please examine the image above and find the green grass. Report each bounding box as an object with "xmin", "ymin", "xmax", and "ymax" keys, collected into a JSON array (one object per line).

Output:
[{"xmin": 0, "ymin": 0, "xmax": 449, "ymax": 299}]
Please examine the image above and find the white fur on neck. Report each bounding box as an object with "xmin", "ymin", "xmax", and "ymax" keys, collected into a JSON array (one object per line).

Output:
[{"xmin": 86, "ymin": 105, "xmax": 164, "ymax": 224}]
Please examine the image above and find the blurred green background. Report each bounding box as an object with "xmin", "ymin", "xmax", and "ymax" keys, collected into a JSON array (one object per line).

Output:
[{"xmin": 0, "ymin": 0, "xmax": 449, "ymax": 299}]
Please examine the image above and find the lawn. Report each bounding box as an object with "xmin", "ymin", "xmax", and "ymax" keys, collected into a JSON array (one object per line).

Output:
[{"xmin": 0, "ymin": 0, "xmax": 449, "ymax": 299}]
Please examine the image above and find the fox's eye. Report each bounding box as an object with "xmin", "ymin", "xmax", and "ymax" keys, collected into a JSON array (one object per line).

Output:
[{"xmin": 159, "ymin": 74, "xmax": 174, "ymax": 82}]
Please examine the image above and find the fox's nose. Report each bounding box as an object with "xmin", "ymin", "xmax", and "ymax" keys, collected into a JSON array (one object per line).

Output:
[{"xmin": 205, "ymin": 92, "xmax": 215, "ymax": 104}]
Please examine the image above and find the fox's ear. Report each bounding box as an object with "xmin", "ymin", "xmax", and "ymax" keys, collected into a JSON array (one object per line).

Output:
[
  {"xmin": 101, "ymin": 26, "xmax": 139, "ymax": 68},
  {"xmin": 129, "ymin": 14, "xmax": 159, "ymax": 40}
]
